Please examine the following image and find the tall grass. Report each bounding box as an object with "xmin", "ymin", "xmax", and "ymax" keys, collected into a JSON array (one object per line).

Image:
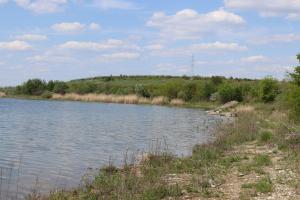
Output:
[
  {"xmin": 52, "ymin": 93, "xmax": 171, "ymax": 106},
  {"xmin": 0, "ymin": 92, "xmax": 6, "ymax": 97}
]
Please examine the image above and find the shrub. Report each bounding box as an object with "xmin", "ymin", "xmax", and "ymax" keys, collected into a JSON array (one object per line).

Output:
[
  {"xmin": 284, "ymin": 84, "xmax": 300, "ymax": 120},
  {"xmin": 179, "ymin": 82, "xmax": 197, "ymax": 101},
  {"xmin": 18, "ymin": 79, "xmax": 47, "ymax": 96},
  {"xmin": 68, "ymin": 82, "xmax": 97, "ymax": 94},
  {"xmin": 135, "ymin": 84, "xmax": 150, "ymax": 98},
  {"xmin": 53, "ymin": 81, "xmax": 68, "ymax": 95},
  {"xmin": 161, "ymin": 81, "xmax": 183, "ymax": 99},
  {"xmin": 218, "ymin": 83, "xmax": 243, "ymax": 103},
  {"xmin": 259, "ymin": 77, "xmax": 279, "ymax": 103},
  {"xmin": 260, "ymin": 131, "xmax": 273, "ymax": 142},
  {"xmin": 194, "ymin": 81, "xmax": 216, "ymax": 101},
  {"xmin": 41, "ymin": 91, "xmax": 53, "ymax": 99},
  {"xmin": 211, "ymin": 76, "xmax": 224, "ymax": 86},
  {"xmin": 282, "ymin": 57, "xmax": 300, "ymax": 120}
]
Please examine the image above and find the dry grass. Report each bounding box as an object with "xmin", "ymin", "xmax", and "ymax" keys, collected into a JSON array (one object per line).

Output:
[
  {"xmin": 151, "ymin": 96, "xmax": 169, "ymax": 105},
  {"xmin": 235, "ymin": 105, "xmax": 255, "ymax": 113},
  {"xmin": 0, "ymin": 92, "xmax": 6, "ymax": 97},
  {"xmin": 170, "ymin": 99, "xmax": 185, "ymax": 106},
  {"xmin": 52, "ymin": 93, "xmax": 171, "ymax": 105}
]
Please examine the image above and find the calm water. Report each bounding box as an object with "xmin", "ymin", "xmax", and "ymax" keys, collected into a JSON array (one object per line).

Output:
[{"xmin": 0, "ymin": 98, "xmax": 222, "ymax": 198}]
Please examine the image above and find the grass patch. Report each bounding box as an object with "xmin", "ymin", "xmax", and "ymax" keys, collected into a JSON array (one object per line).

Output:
[
  {"xmin": 253, "ymin": 154, "xmax": 272, "ymax": 167},
  {"xmin": 242, "ymin": 177, "xmax": 273, "ymax": 195},
  {"xmin": 260, "ymin": 131, "xmax": 273, "ymax": 142}
]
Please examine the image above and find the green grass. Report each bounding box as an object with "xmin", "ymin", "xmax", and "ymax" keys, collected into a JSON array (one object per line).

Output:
[
  {"xmin": 260, "ymin": 131, "xmax": 273, "ymax": 142},
  {"xmin": 242, "ymin": 177, "xmax": 273, "ymax": 194}
]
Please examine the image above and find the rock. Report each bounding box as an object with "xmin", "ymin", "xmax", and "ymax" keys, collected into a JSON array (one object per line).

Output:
[{"xmin": 217, "ymin": 101, "xmax": 239, "ymax": 111}]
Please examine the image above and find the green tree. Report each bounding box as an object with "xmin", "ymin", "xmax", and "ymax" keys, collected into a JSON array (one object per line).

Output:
[
  {"xmin": 259, "ymin": 77, "xmax": 279, "ymax": 103},
  {"xmin": 53, "ymin": 81, "xmax": 68, "ymax": 95},
  {"xmin": 218, "ymin": 83, "xmax": 243, "ymax": 103},
  {"xmin": 20, "ymin": 79, "xmax": 47, "ymax": 96},
  {"xmin": 289, "ymin": 54, "xmax": 300, "ymax": 86},
  {"xmin": 135, "ymin": 84, "xmax": 150, "ymax": 98},
  {"xmin": 180, "ymin": 82, "xmax": 197, "ymax": 101}
]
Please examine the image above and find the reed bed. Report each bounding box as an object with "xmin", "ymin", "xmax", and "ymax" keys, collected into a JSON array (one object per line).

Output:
[
  {"xmin": 0, "ymin": 92, "xmax": 6, "ymax": 97},
  {"xmin": 52, "ymin": 93, "xmax": 173, "ymax": 106},
  {"xmin": 151, "ymin": 96, "xmax": 169, "ymax": 105},
  {"xmin": 170, "ymin": 99, "xmax": 184, "ymax": 106}
]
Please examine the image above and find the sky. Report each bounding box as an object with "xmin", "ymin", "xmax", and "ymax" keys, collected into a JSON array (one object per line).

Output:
[{"xmin": 0, "ymin": 0, "xmax": 300, "ymax": 86}]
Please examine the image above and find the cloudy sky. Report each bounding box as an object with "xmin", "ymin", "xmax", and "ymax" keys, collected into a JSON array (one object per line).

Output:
[{"xmin": 0, "ymin": 0, "xmax": 299, "ymax": 86}]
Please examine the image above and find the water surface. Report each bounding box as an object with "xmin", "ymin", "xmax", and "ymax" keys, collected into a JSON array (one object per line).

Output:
[{"xmin": 0, "ymin": 98, "xmax": 222, "ymax": 198}]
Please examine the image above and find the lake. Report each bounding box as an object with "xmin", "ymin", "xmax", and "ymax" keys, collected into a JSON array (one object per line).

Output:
[{"xmin": 0, "ymin": 98, "xmax": 222, "ymax": 199}]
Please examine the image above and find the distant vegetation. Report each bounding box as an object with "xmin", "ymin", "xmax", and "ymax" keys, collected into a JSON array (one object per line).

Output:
[{"xmin": 2, "ymin": 54, "xmax": 300, "ymax": 121}]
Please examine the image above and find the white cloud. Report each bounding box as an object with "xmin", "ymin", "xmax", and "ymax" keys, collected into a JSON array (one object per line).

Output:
[
  {"xmin": 144, "ymin": 44, "xmax": 164, "ymax": 51},
  {"xmin": 98, "ymin": 52, "xmax": 140, "ymax": 62},
  {"xmin": 249, "ymin": 33, "xmax": 300, "ymax": 44},
  {"xmin": 15, "ymin": 34, "xmax": 47, "ymax": 41},
  {"xmin": 0, "ymin": 0, "xmax": 8, "ymax": 4},
  {"xmin": 224, "ymin": 0, "xmax": 300, "ymax": 19},
  {"xmin": 0, "ymin": 40, "xmax": 32, "ymax": 51},
  {"xmin": 89, "ymin": 23, "xmax": 101, "ymax": 30},
  {"xmin": 240, "ymin": 55, "xmax": 269, "ymax": 63},
  {"xmin": 59, "ymin": 39, "xmax": 139, "ymax": 51},
  {"xmin": 94, "ymin": 0, "xmax": 136, "ymax": 10},
  {"xmin": 52, "ymin": 22, "xmax": 101, "ymax": 33},
  {"xmin": 52, "ymin": 22, "xmax": 86, "ymax": 33},
  {"xmin": 14, "ymin": 0, "xmax": 68, "ymax": 14},
  {"xmin": 148, "ymin": 41, "xmax": 247, "ymax": 57},
  {"xmin": 190, "ymin": 41, "xmax": 247, "ymax": 51},
  {"xmin": 27, "ymin": 51, "xmax": 75, "ymax": 64},
  {"xmin": 147, "ymin": 8, "xmax": 245, "ymax": 40}
]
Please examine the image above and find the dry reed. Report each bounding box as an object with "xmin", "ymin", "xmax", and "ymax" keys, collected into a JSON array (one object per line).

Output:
[
  {"xmin": 0, "ymin": 92, "xmax": 6, "ymax": 98},
  {"xmin": 52, "ymin": 93, "xmax": 172, "ymax": 106},
  {"xmin": 151, "ymin": 96, "xmax": 169, "ymax": 105},
  {"xmin": 170, "ymin": 99, "xmax": 184, "ymax": 106}
]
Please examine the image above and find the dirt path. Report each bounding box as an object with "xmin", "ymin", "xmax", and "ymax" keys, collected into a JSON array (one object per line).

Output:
[{"xmin": 167, "ymin": 141, "xmax": 299, "ymax": 200}]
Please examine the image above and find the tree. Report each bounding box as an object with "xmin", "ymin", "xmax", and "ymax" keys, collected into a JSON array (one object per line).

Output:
[
  {"xmin": 135, "ymin": 84, "xmax": 150, "ymax": 98},
  {"xmin": 289, "ymin": 54, "xmax": 300, "ymax": 86},
  {"xmin": 218, "ymin": 83, "xmax": 243, "ymax": 103},
  {"xmin": 259, "ymin": 77, "xmax": 279, "ymax": 103},
  {"xmin": 21, "ymin": 79, "xmax": 47, "ymax": 96},
  {"xmin": 289, "ymin": 67, "xmax": 300, "ymax": 86},
  {"xmin": 53, "ymin": 81, "xmax": 68, "ymax": 95}
]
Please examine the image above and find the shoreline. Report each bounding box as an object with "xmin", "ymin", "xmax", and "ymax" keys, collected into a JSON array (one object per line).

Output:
[
  {"xmin": 26, "ymin": 104, "xmax": 300, "ymax": 200},
  {"xmin": 1, "ymin": 93, "xmax": 219, "ymax": 110}
]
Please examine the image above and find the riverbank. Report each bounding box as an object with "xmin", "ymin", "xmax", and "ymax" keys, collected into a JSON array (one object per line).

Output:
[
  {"xmin": 2, "ymin": 93, "xmax": 219, "ymax": 110},
  {"xmin": 27, "ymin": 104, "xmax": 300, "ymax": 200}
]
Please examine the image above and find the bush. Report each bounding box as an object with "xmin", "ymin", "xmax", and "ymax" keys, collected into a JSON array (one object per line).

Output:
[
  {"xmin": 53, "ymin": 81, "xmax": 68, "ymax": 95},
  {"xmin": 179, "ymin": 82, "xmax": 197, "ymax": 101},
  {"xmin": 193, "ymin": 81, "xmax": 217, "ymax": 101},
  {"xmin": 68, "ymin": 82, "xmax": 97, "ymax": 94},
  {"xmin": 260, "ymin": 131, "xmax": 273, "ymax": 142},
  {"xmin": 41, "ymin": 91, "xmax": 53, "ymax": 99},
  {"xmin": 284, "ymin": 85, "xmax": 300, "ymax": 120},
  {"xmin": 161, "ymin": 81, "xmax": 183, "ymax": 99},
  {"xmin": 18, "ymin": 79, "xmax": 47, "ymax": 96},
  {"xmin": 218, "ymin": 83, "xmax": 243, "ymax": 103},
  {"xmin": 135, "ymin": 84, "xmax": 150, "ymax": 98},
  {"xmin": 259, "ymin": 77, "xmax": 279, "ymax": 103},
  {"xmin": 211, "ymin": 76, "xmax": 224, "ymax": 86}
]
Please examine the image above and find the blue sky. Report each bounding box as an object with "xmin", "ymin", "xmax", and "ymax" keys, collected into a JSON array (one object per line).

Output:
[{"xmin": 0, "ymin": 0, "xmax": 299, "ymax": 86}]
